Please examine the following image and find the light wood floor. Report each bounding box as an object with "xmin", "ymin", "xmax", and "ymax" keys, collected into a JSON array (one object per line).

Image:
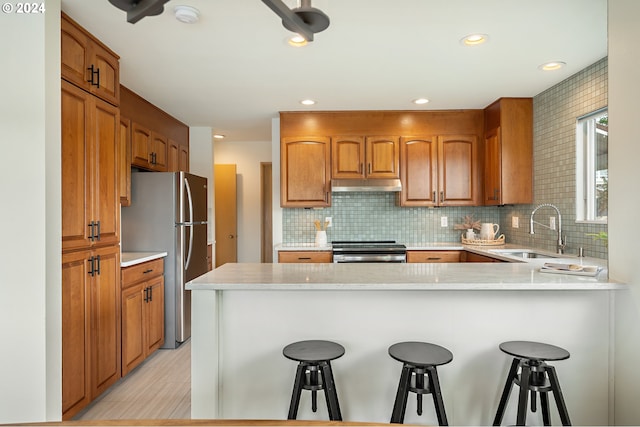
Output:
[{"xmin": 74, "ymin": 341, "xmax": 191, "ymax": 420}]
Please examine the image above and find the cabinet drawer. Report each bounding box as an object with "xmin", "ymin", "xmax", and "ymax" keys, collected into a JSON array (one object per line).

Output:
[
  {"xmin": 406, "ymin": 250, "xmax": 461, "ymax": 263},
  {"xmin": 278, "ymin": 251, "xmax": 332, "ymax": 263},
  {"xmin": 121, "ymin": 258, "xmax": 164, "ymax": 288}
]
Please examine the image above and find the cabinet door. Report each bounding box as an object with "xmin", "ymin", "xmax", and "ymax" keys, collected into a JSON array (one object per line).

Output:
[
  {"xmin": 179, "ymin": 143, "xmax": 189, "ymax": 172},
  {"xmin": 131, "ymin": 122, "xmax": 151, "ymax": 169},
  {"xmin": 145, "ymin": 276, "xmax": 165, "ymax": 354},
  {"xmin": 399, "ymin": 136, "xmax": 438, "ymax": 206},
  {"xmin": 119, "ymin": 117, "xmax": 131, "ymax": 206},
  {"xmin": 90, "ymin": 41, "xmax": 120, "ymax": 106},
  {"xmin": 438, "ymin": 135, "xmax": 478, "ymax": 206},
  {"xmin": 484, "ymin": 128, "xmax": 502, "ymax": 205},
  {"xmin": 61, "ymin": 15, "xmax": 91, "ymax": 93},
  {"xmin": 331, "ymin": 136, "xmax": 365, "ymax": 178},
  {"xmin": 61, "ymin": 81, "xmax": 92, "ymax": 251},
  {"xmin": 62, "ymin": 250, "xmax": 91, "ymax": 420},
  {"xmin": 150, "ymin": 132, "xmax": 168, "ymax": 171},
  {"xmin": 90, "ymin": 246, "xmax": 121, "ymax": 399},
  {"xmin": 168, "ymin": 139, "xmax": 179, "ymax": 172},
  {"xmin": 121, "ymin": 283, "xmax": 145, "ymax": 376},
  {"xmin": 365, "ymin": 136, "xmax": 400, "ymax": 178},
  {"xmin": 281, "ymin": 137, "xmax": 331, "ymax": 207},
  {"xmin": 92, "ymin": 98, "xmax": 120, "ymax": 247}
]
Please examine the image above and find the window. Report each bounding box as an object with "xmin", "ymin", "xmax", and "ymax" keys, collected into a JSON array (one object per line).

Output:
[{"xmin": 576, "ymin": 108, "xmax": 608, "ymax": 223}]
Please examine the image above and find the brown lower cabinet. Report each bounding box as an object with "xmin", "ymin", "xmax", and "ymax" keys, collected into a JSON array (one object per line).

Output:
[
  {"xmin": 62, "ymin": 245, "xmax": 121, "ymax": 420},
  {"xmin": 406, "ymin": 250, "xmax": 462, "ymax": 263},
  {"xmin": 278, "ymin": 251, "xmax": 333, "ymax": 263},
  {"xmin": 121, "ymin": 258, "xmax": 165, "ymax": 376},
  {"xmin": 460, "ymin": 251, "xmax": 506, "ymax": 262}
]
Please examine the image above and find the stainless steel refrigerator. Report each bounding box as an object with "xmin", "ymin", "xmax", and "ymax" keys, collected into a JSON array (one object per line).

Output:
[{"xmin": 122, "ymin": 171, "xmax": 208, "ymax": 349}]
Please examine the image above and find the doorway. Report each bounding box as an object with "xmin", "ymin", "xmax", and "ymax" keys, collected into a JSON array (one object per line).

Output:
[
  {"xmin": 261, "ymin": 162, "xmax": 273, "ymax": 263},
  {"xmin": 214, "ymin": 164, "xmax": 237, "ymax": 267}
]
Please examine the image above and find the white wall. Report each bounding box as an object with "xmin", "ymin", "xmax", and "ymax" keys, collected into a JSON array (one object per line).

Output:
[
  {"xmin": 0, "ymin": 1, "xmax": 62, "ymax": 422},
  {"xmin": 189, "ymin": 127, "xmax": 214, "ymax": 244},
  {"xmin": 610, "ymin": 1, "xmax": 640, "ymax": 424},
  {"xmin": 214, "ymin": 140, "xmax": 272, "ymax": 262}
]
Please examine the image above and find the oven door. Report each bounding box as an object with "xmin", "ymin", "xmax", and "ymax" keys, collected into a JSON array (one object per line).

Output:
[{"xmin": 333, "ymin": 253, "xmax": 407, "ymax": 263}]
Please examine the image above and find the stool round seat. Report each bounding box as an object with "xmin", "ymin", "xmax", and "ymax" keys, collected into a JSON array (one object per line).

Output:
[
  {"xmin": 499, "ymin": 341, "xmax": 570, "ymax": 362},
  {"xmin": 283, "ymin": 340, "xmax": 344, "ymax": 421},
  {"xmin": 283, "ymin": 340, "xmax": 345, "ymax": 363},
  {"xmin": 389, "ymin": 341, "xmax": 453, "ymax": 367}
]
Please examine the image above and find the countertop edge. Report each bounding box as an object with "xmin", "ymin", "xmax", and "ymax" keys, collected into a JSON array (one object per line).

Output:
[{"xmin": 121, "ymin": 251, "xmax": 168, "ymax": 267}]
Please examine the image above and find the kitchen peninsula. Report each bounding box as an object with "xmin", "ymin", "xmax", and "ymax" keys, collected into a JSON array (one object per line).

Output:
[{"xmin": 187, "ymin": 259, "xmax": 624, "ymax": 425}]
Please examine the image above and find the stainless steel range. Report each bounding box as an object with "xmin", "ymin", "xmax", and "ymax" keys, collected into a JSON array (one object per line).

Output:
[{"xmin": 332, "ymin": 240, "xmax": 407, "ymax": 263}]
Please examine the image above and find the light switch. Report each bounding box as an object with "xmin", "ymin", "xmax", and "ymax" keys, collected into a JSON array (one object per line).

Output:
[
  {"xmin": 512, "ymin": 216, "xmax": 519, "ymax": 228},
  {"xmin": 325, "ymin": 217, "xmax": 332, "ymax": 227},
  {"xmin": 441, "ymin": 216, "xmax": 448, "ymax": 227},
  {"xmin": 550, "ymin": 216, "xmax": 556, "ymax": 230}
]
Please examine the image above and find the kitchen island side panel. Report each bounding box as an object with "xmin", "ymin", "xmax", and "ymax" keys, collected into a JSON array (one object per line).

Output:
[{"xmin": 191, "ymin": 289, "xmax": 611, "ymax": 425}]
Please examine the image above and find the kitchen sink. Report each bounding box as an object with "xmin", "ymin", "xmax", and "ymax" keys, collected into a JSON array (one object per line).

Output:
[{"xmin": 489, "ymin": 249, "xmax": 558, "ymax": 259}]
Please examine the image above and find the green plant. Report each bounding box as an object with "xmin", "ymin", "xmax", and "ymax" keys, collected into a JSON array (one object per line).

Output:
[{"xmin": 586, "ymin": 231, "xmax": 608, "ymax": 247}]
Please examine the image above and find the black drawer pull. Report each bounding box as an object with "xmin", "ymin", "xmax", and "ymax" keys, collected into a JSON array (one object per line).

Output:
[
  {"xmin": 143, "ymin": 269, "xmax": 154, "ymax": 274},
  {"xmin": 298, "ymin": 257, "xmax": 312, "ymax": 260}
]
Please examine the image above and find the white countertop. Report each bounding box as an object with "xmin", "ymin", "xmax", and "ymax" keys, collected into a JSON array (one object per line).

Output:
[{"xmin": 121, "ymin": 251, "xmax": 168, "ymax": 267}]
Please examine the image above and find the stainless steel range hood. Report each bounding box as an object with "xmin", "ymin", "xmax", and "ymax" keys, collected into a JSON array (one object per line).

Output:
[{"xmin": 331, "ymin": 178, "xmax": 402, "ymax": 192}]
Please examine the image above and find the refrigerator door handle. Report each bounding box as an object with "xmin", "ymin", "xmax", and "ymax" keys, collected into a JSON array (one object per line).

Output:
[
  {"xmin": 185, "ymin": 224, "xmax": 194, "ymax": 271},
  {"xmin": 184, "ymin": 176, "xmax": 194, "ymax": 224}
]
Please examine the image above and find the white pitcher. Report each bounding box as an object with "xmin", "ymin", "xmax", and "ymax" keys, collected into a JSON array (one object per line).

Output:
[{"xmin": 479, "ymin": 223, "xmax": 499, "ymax": 240}]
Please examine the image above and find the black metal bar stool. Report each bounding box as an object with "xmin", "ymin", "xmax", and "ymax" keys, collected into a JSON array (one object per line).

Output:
[
  {"xmin": 493, "ymin": 340, "xmax": 571, "ymax": 426},
  {"xmin": 389, "ymin": 341, "xmax": 453, "ymax": 425},
  {"xmin": 283, "ymin": 339, "xmax": 345, "ymax": 421}
]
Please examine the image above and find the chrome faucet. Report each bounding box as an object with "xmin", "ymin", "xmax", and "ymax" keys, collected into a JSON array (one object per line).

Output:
[{"xmin": 530, "ymin": 203, "xmax": 566, "ymax": 254}]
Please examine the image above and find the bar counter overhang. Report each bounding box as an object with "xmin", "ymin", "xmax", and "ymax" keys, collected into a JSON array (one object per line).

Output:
[{"xmin": 187, "ymin": 262, "xmax": 624, "ymax": 426}]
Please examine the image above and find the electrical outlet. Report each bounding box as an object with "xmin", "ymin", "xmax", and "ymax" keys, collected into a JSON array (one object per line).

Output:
[
  {"xmin": 550, "ymin": 216, "xmax": 556, "ymax": 230},
  {"xmin": 325, "ymin": 217, "xmax": 332, "ymax": 227},
  {"xmin": 512, "ymin": 216, "xmax": 519, "ymax": 228},
  {"xmin": 441, "ymin": 216, "xmax": 448, "ymax": 227}
]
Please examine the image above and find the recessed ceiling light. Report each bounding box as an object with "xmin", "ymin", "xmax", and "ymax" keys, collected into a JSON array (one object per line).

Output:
[
  {"xmin": 300, "ymin": 99, "xmax": 316, "ymax": 106},
  {"xmin": 413, "ymin": 98, "xmax": 430, "ymax": 105},
  {"xmin": 174, "ymin": 5, "xmax": 200, "ymax": 24},
  {"xmin": 539, "ymin": 61, "xmax": 567, "ymax": 71},
  {"xmin": 460, "ymin": 34, "xmax": 488, "ymax": 46},
  {"xmin": 213, "ymin": 134, "xmax": 225, "ymax": 139},
  {"xmin": 288, "ymin": 34, "xmax": 308, "ymax": 47}
]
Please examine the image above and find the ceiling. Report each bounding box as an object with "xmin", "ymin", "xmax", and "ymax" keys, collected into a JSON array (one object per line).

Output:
[{"xmin": 60, "ymin": 0, "xmax": 608, "ymax": 143}]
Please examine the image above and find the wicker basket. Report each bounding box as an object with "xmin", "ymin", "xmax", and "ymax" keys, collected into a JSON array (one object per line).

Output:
[{"xmin": 461, "ymin": 234, "xmax": 505, "ymax": 246}]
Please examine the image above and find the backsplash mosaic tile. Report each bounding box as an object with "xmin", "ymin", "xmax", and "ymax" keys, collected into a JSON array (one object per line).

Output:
[{"xmin": 282, "ymin": 57, "xmax": 608, "ymax": 259}]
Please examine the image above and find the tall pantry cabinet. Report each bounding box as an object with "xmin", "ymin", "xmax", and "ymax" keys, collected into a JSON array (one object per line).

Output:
[{"xmin": 60, "ymin": 12, "xmax": 121, "ymax": 420}]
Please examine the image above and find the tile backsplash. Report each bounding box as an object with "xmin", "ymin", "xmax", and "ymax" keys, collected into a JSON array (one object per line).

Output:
[{"xmin": 282, "ymin": 57, "xmax": 608, "ymax": 259}]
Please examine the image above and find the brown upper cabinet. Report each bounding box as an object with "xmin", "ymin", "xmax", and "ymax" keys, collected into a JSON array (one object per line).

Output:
[
  {"xmin": 130, "ymin": 122, "xmax": 168, "ymax": 172},
  {"xmin": 61, "ymin": 80, "xmax": 120, "ymax": 251},
  {"xmin": 281, "ymin": 136, "xmax": 331, "ymax": 208},
  {"xmin": 483, "ymin": 98, "xmax": 533, "ymax": 205},
  {"xmin": 61, "ymin": 13, "xmax": 120, "ymax": 106},
  {"xmin": 399, "ymin": 135, "xmax": 480, "ymax": 206},
  {"xmin": 331, "ymin": 135, "xmax": 400, "ymax": 179},
  {"xmin": 169, "ymin": 138, "xmax": 190, "ymax": 172}
]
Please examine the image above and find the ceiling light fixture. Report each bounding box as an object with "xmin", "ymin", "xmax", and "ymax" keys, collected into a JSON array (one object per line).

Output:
[
  {"xmin": 413, "ymin": 98, "xmax": 430, "ymax": 105},
  {"xmin": 288, "ymin": 34, "xmax": 308, "ymax": 47},
  {"xmin": 460, "ymin": 34, "xmax": 488, "ymax": 46},
  {"xmin": 261, "ymin": 0, "xmax": 330, "ymax": 42},
  {"xmin": 108, "ymin": 0, "xmax": 169, "ymax": 24},
  {"xmin": 213, "ymin": 134, "xmax": 225, "ymax": 139},
  {"xmin": 539, "ymin": 61, "xmax": 567, "ymax": 71},
  {"xmin": 174, "ymin": 5, "xmax": 200, "ymax": 24},
  {"xmin": 300, "ymin": 99, "xmax": 316, "ymax": 106}
]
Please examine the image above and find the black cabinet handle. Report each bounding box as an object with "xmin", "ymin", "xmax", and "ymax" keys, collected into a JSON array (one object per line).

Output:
[
  {"xmin": 148, "ymin": 286, "xmax": 153, "ymax": 302},
  {"xmin": 144, "ymin": 287, "xmax": 149, "ymax": 303},
  {"xmin": 143, "ymin": 269, "xmax": 153, "ymax": 274},
  {"xmin": 88, "ymin": 222, "xmax": 94, "ymax": 241},
  {"xmin": 88, "ymin": 256, "xmax": 95, "ymax": 276},
  {"xmin": 95, "ymin": 255, "xmax": 101, "ymax": 275},
  {"xmin": 95, "ymin": 220, "xmax": 101, "ymax": 241},
  {"xmin": 87, "ymin": 65, "xmax": 100, "ymax": 87},
  {"xmin": 298, "ymin": 257, "xmax": 312, "ymax": 260}
]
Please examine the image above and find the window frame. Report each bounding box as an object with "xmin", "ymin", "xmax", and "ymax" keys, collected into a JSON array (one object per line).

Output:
[{"xmin": 576, "ymin": 107, "xmax": 608, "ymax": 224}]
